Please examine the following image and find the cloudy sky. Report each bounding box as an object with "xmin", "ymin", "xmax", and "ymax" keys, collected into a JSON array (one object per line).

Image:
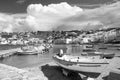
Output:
[{"xmin": 0, "ymin": 0, "xmax": 120, "ymax": 32}]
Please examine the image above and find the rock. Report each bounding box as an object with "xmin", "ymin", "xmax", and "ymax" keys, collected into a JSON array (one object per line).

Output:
[
  {"xmin": 1, "ymin": 78, "xmax": 11, "ymax": 80},
  {"xmin": 0, "ymin": 63, "xmax": 42, "ymax": 80}
]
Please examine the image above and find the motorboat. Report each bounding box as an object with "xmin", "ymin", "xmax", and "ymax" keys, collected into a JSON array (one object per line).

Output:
[
  {"xmin": 17, "ymin": 45, "xmax": 44, "ymax": 55},
  {"xmin": 17, "ymin": 50, "xmax": 39, "ymax": 55},
  {"xmin": 81, "ymin": 52, "xmax": 115, "ymax": 59},
  {"xmin": 99, "ymin": 47, "xmax": 107, "ymax": 49},
  {"xmin": 82, "ymin": 44, "xmax": 96, "ymax": 52},
  {"xmin": 53, "ymin": 54, "xmax": 111, "ymax": 76}
]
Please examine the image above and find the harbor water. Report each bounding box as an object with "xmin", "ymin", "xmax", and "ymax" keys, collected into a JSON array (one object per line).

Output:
[{"xmin": 0, "ymin": 44, "xmax": 120, "ymax": 68}]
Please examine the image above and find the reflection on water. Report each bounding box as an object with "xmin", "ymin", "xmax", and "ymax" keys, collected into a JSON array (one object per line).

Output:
[{"xmin": 0, "ymin": 44, "xmax": 120, "ymax": 68}]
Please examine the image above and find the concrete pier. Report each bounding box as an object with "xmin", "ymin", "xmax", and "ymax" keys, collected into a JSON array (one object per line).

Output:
[{"xmin": 0, "ymin": 48, "xmax": 21, "ymax": 58}]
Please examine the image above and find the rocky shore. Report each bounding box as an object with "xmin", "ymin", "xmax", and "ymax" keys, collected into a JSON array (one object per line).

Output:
[
  {"xmin": 0, "ymin": 63, "xmax": 43, "ymax": 80},
  {"xmin": 0, "ymin": 48, "xmax": 21, "ymax": 58}
]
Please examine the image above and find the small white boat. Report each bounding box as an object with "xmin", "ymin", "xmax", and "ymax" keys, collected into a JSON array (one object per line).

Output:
[
  {"xmin": 53, "ymin": 54, "xmax": 110, "ymax": 75},
  {"xmin": 81, "ymin": 52, "xmax": 115, "ymax": 59},
  {"xmin": 17, "ymin": 50, "xmax": 39, "ymax": 55},
  {"xmin": 17, "ymin": 45, "xmax": 44, "ymax": 55}
]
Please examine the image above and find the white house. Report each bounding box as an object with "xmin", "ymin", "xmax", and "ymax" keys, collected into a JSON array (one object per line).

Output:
[{"xmin": 66, "ymin": 38, "xmax": 72, "ymax": 44}]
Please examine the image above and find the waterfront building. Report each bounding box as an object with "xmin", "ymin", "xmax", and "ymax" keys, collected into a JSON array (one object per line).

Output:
[{"xmin": 66, "ymin": 38, "xmax": 72, "ymax": 44}]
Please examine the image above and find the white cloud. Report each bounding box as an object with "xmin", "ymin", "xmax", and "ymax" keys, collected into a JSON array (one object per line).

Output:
[
  {"xmin": 27, "ymin": 2, "xmax": 83, "ymax": 16},
  {"xmin": 0, "ymin": 2, "xmax": 83, "ymax": 32},
  {"xmin": 0, "ymin": 14, "xmax": 14, "ymax": 32},
  {"xmin": 0, "ymin": 1, "xmax": 120, "ymax": 32},
  {"xmin": 59, "ymin": 1, "xmax": 120, "ymax": 30},
  {"xmin": 26, "ymin": 2, "xmax": 83, "ymax": 31},
  {"xmin": 0, "ymin": 13, "xmax": 27, "ymax": 32}
]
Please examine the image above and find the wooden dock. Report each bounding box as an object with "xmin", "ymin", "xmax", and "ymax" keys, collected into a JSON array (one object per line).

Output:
[{"xmin": 0, "ymin": 48, "xmax": 21, "ymax": 58}]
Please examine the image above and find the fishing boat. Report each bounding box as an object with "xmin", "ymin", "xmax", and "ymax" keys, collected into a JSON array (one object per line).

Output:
[
  {"xmin": 81, "ymin": 52, "xmax": 115, "ymax": 59},
  {"xmin": 99, "ymin": 47, "xmax": 107, "ymax": 49},
  {"xmin": 53, "ymin": 53, "xmax": 111, "ymax": 76},
  {"xmin": 17, "ymin": 47, "xmax": 38, "ymax": 55},
  {"xmin": 17, "ymin": 45, "xmax": 44, "ymax": 55},
  {"xmin": 17, "ymin": 51, "xmax": 39, "ymax": 55},
  {"xmin": 98, "ymin": 43, "xmax": 107, "ymax": 49},
  {"xmin": 82, "ymin": 44, "xmax": 96, "ymax": 52}
]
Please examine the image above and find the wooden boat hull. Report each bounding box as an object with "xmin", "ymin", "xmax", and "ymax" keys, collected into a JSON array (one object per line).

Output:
[{"xmin": 53, "ymin": 55, "xmax": 109, "ymax": 74}]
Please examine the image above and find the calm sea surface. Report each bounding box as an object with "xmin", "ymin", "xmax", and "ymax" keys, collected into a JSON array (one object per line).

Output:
[{"xmin": 0, "ymin": 44, "xmax": 120, "ymax": 68}]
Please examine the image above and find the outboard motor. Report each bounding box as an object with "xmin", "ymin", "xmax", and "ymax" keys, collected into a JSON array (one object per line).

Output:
[{"xmin": 57, "ymin": 49, "xmax": 64, "ymax": 57}]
